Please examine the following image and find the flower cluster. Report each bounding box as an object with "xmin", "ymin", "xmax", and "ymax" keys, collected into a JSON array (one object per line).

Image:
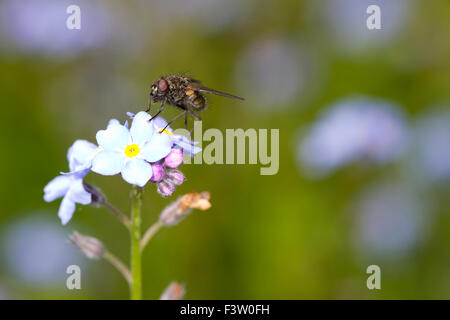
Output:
[{"xmin": 44, "ymin": 111, "xmax": 201, "ymax": 225}]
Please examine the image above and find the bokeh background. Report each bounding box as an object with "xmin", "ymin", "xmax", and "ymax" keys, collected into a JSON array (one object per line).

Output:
[{"xmin": 0, "ymin": 0, "xmax": 449, "ymax": 299}]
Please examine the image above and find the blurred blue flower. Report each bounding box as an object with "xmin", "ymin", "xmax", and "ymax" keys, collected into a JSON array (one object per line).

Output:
[
  {"xmin": 353, "ymin": 182, "xmax": 429, "ymax": 260},
  {"xmin": 1, "ymin": 216, "xmax": 82, "ymax": 286},
  {"xmin": 234, "ymin": 37, "xmax": 310, "ymax": 110},
  {"xmin": 319, "ymin": 0, "xmax": 411, "ymax": 53},
  {"xmin": 92, "ymin": 111, "xmax": 172, "ymax": 187},
  {"xmin": 297, "ymin": 97, "xmax": 408, "ymax": 177},
  {"xmin": 0, "ymin": 0, "xmax": 111, "ymax": 58},
  {"xmin": 412, "ymin": 108, "xmax": 450, "ymax": 182},
  {"xmin": 44, "ymin": 140, "xmax": 96, "ymax": 225},
  {"xmin": 150, "ymin": 0, "xmax": 251, "ymax": 34}
]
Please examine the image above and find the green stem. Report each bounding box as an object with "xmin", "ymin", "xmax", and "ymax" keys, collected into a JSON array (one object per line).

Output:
[{"xmin": 130, "ymin": 186, "xmax": 143, "ymax": 300}]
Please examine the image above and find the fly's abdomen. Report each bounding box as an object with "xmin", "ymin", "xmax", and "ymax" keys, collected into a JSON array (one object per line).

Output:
[{"xmin": 186, "ymin": 92, "xmax": 206, "ymax": 111}]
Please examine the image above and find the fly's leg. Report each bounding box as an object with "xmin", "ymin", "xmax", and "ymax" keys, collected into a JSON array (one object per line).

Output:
[
  {"xmin": 186, "ymin": 109, "xmax": 201, "ymax": 134},
  {"xmin": 150, "ymin": 101, "xmax": 165, "ymax": 120},
  {"xmin": 170, "ymin": 105, "xmax": 201, "ymax": 132},
  {"xmin": 162, "ymin": 110, "xmax": 187, "ymax": 131},
  {"xmin": 174, "ymin": 104, "xmax": 189, "ymax": 129},
  {"xmin": 146, "ymin": 93, "xmax": 152, "ymax": 113},
  {"xmin": 187, "ymin": 109, "xmax": 201, "ymax": 120}
]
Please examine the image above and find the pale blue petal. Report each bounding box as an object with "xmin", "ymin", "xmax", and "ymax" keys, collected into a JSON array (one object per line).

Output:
[
  {"xmin": 172, "ymin": 134, "xmax": 199, "ymax": 145},
  {"xmin": 61, "ymin": 167, "xmax": 90, "ymax": 180},
  {"xmin": 44, "ymin": 175, "xmax": 71, "ymax": 202},
  {"xmin": 67, "ymin": 163, "xmax": 87, "ymax": 174},
  {"xmin": 130, "ymin": 111, "xmax": 154, "ymax": 146},
  {"xmin": 96, "ymin": 125, "xmax": 131, "ymax": 150},
  {"xmin": 121, "ymin": 158, "xmax": 153, "ymax": 187},
  {"xmin": 67, "ymin": 140, "xmax": 98, "ymax": 172},
  {"xmin": 140, "ymin": 133, "xmax": 172, "ymax": 162},
  {"xmin": 58, "ymin": 196, "xmax": 76, "ymax": 225},
  {"xmin": 107, "ymin": 118, "xmax": 121, "ymax": 128},
  {"xmin": 172, "ymin": 135, "xmax": 202, "ymax": 156},
  {"xmin": 152, "ymin": 117, "xmax": 172, "ymax": 133},
  {"xmin": 66, "ymin": 179, "xmax": 91, "ymax": 205},
  {"xmin": 91, "ymin": 150, "xmax": 126, "ymax": 176}
]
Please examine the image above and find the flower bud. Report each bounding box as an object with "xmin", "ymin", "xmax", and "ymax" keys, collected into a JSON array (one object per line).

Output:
[
  {"xmin": 157, "ymin": 181, "xmax": 175, "ymax": 198},
  {"xmin": 160, "ymin": 282, "xmax": 185, "ymax": 300},
  {"xmin": 150, "ymin": 163, "xmax": 165, "ymax": 183},
  {"xmin": 165, "ymin": 169, "xmax": 185, "ymax": 185},
  {"xmin": 164, "ymin": 148, "xmax": 183, "ymax": 168},
  {"xmin": 83, "ymin": 182, "xmax": 105, "ymax": 206},
  {"xmin": 179, "ymin": 191, "xmax": 211, "ymax": 211},
  {"xmin": 159, "ymin": 200, "xmax": 189, "ymax": 225},
  {"xmin": 69, "ymin": 231, "xmax": 104, "ymax": 260},
  {"xmin": 159, "ymin": 191, "xmax": 211, "ymax": 226}
]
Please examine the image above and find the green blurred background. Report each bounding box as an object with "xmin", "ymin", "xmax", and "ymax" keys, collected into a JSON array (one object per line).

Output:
[{"xmin": 1, "ymin": 0, "xmax": 450, "ymax": 299}]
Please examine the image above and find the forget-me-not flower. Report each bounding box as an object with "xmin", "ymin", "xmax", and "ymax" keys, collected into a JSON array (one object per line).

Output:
[
  {"xmin": 44, "ymin": 140, "xmax": 97, "ymax": 225},
  {"xmin": 151, "ymin": 116, "xmax": 202, "ymax": 157},
  {"xmin": 91, "ymin": 111, "xmax": 172, "ymax": 187}
]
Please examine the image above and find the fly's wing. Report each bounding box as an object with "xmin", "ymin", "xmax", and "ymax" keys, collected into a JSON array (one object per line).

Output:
[{"xmin": 189, "ymin": 84, "xmax": 244, "ymax": 101}]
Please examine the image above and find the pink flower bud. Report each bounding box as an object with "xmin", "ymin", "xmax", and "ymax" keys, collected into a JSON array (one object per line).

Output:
[
  {"xmin": 157, "ymin": 181, "xmax": 175, "ymax": 197},
  {"xmin": 150, "ymin": 163, "xmax": 165, "ymax": 183},
  {"xmin": 164, "ymin": 148, "xmax": 183, "ymax": 168},
  {"xmin": 166, "ymin": 169, "xmax": 185, "ymax": 185}
]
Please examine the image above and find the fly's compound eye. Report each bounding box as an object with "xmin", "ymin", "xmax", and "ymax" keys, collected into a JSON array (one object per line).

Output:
[{"xmin": 158, "ymin": 79, "xmax": 168, "ymax": 92}]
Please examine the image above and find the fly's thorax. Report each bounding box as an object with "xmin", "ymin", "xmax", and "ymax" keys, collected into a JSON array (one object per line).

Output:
[
  {"xmin": 166, "ymin": 74, "xmax": 189, "ymax": 90},
  {"xmin": 162, "ymin": 77, "xmax": 186, "ymax": 104}
]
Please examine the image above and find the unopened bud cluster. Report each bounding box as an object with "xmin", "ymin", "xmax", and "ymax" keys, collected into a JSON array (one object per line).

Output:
[{"xmin": 150, "ymin": 148, "xmax": 185, "ymax": 197}]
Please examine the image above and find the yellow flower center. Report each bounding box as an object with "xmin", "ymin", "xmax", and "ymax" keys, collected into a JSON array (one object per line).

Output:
[{"xmin": 124, "ymin": 144, "xmax": 140, "ymax": 158}]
